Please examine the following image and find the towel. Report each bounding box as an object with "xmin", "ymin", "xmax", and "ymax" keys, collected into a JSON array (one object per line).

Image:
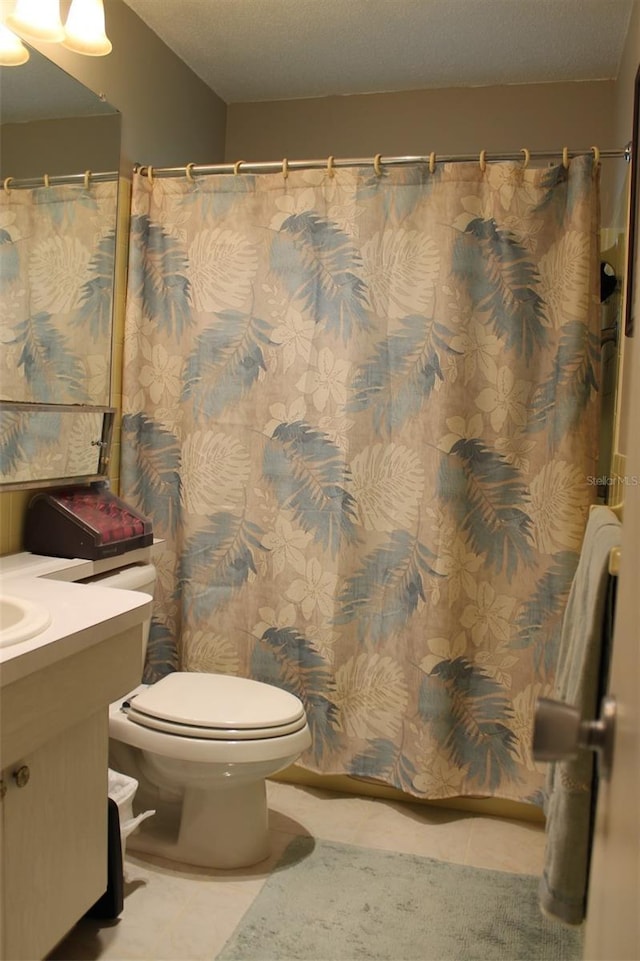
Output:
[{"xmin": 538, "ymin": 505, "xmax": 621, "ymax": 925}]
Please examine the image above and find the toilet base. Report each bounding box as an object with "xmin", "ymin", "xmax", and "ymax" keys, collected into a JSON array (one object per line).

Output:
[{"xmin": 128, "ymin": 778, "xmax": 271, "ymax": 870}]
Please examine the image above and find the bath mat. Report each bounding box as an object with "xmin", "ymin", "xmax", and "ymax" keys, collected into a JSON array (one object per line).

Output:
[{"xmin": 217, "ymin": 835, "xmax": 583, "ymax": 961}]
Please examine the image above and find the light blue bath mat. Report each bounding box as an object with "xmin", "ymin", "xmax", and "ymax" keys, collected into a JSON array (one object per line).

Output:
[{"xmin": 218, "ymin": 835, "xmax": 582, "ymax": 961}]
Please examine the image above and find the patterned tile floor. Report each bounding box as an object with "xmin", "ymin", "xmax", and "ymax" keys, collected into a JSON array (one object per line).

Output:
[{"xmin": 48, "ymin": 781, "xmax": 546, "ymax": 961}]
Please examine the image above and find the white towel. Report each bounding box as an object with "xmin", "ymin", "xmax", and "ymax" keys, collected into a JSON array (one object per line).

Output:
[{"xmin": 538, "ymin": 505, "xmax": 621, "ymax": 925}]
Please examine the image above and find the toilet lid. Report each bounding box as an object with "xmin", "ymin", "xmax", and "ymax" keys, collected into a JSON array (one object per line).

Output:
[{"xmin": 125, "ymin": 672, "xmax": 306, "ymax": 740}]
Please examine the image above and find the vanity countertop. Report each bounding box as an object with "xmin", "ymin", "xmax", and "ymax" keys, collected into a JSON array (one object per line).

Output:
[
  {"xmin": 0, "ymin": 575, "xmax": 152, "ymax": 687},
  {"xmin": 0, "ymin": 547, "xmax": 155, "ymax": 583}
]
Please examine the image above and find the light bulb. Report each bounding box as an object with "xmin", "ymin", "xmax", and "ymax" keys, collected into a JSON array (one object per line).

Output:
[
  {"xmin": 0, "ymin": 22, "xmax": 29, "ymax": 65},
  {"xmin": 62, "ymin": 0, "xmax": 112, "ymax": 56},
  {"xmin": 6, "ymin": 0, "xmax": 65, "ymax": 43}
]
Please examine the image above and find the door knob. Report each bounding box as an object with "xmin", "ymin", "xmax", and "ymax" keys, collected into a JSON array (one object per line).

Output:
[{"xmin": 533, "ymin": 695, "xmax": 616, "ymax": 780}]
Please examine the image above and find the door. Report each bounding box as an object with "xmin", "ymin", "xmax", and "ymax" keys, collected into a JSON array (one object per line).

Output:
[{"xmin": 582, "ymin": 254, "xmax": 640, "ymax": 958}]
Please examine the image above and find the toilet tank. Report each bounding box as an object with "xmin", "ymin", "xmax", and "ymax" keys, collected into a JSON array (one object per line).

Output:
[{"xmin": 83, "ymin": 563, "xmax": 156, "ymax": 668}]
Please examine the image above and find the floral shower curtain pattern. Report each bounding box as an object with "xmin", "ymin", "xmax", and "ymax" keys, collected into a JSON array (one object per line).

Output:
[
  {"xmin": 122, "ymin": 157, "xmax": 600, "ymax": 804},
  {"xmin": 0, "ymin": 181, "xmax": 117, "ymax": 404}
]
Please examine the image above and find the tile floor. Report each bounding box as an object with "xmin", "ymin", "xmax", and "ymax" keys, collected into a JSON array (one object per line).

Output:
[{"xmin": 48, "ymin": 780, "xmax": 546, "ymax": 961}]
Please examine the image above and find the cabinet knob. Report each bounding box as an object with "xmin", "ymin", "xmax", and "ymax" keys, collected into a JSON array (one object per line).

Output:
[{"xmin": 13, "ymin": 765, "xmax": 30, "ymax": 788}]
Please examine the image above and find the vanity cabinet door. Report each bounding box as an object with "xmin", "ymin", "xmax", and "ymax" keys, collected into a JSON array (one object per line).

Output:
[{"xmin": 0, "ymin": 712, "xmax": 108, "ymax": 961}]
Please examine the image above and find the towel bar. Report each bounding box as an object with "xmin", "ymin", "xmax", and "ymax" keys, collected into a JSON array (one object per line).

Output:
[
  {"xmin": 588, "ymin": 504, "xmax": 622, "ymax": 575},
  {"xmin": 609, "ymin": 546, "xmax": 621, "ymax": 575}
]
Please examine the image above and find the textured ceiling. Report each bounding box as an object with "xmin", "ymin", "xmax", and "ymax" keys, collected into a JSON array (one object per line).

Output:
[{"xmin": 122, "ymin": 0, "xmax": 633, "ymax": 104}]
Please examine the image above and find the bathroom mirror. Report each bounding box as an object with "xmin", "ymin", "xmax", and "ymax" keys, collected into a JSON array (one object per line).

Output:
[{"xmin": 0, "ymin": 43, "xmax": 121, "ymax": 486}]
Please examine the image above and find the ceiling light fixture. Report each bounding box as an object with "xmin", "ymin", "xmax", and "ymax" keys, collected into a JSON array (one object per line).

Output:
[
  {"xmin": 0, "ymin": 20, "xmax": 29, "ymax": 64},
  {"xmin": 62, "ymin": 0, "xmax": 112, "ymax": 56},
  {"xmin": 1, "ymin": 0, "xmax": 112, "ymax": 66},
  {"xmin": 6, "ymin": 0, "xmax": 64, "ymax": 42}
]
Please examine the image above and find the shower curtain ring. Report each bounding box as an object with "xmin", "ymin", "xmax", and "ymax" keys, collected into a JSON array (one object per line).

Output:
[
  {"xmin": 429, "ymin": 152, "xmax": 436, "ymax": 174},
  {"xmin": 83, "ymin": 170, "xmax": 92, "ymax": 189},
  {"xmin": 282, "ymin": 158, "xmax": 289, "ymax": 180},
  {"xmin": 233, "ymin": 160, "xmax": 245, "ymax": 175},
  {"xmin": 43, "ymin": 173, "xmax": 50, "ymax": 188},
  {"xmin": 3, "ymin": 177, "xmax": 13, "ymax": 195},
  {"xmin": 147, "ymin": 166, "xmax": 155, "ymax": 184},
  {"xmin": 591, "ymin": 145, "xmax": 601, "ymax": 167},
  {"xmin": 373, "ymin": 154, "xmax": 383, "ymax": 176},
  {"xmin": 327, "ymin": 155, "xmax": 335, "ymax": 178},
  {"xmin": 185, "ymin": 163, "xmax": 196, "ymax": 182},
  {"xmin": 520, "ymin": 148, "xmax": 530, "ymax": 169},
  {"xmin": 562, "ymin": 147, "xmax": 570, "ymax": 169},
  {"xmin": 479, "ymin": 149, "xmax": 487, "ymax": 173}
]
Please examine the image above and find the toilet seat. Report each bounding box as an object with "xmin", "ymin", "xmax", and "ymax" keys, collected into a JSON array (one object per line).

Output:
[
  {"xmin": 124, "ymin": 671, "xmax": 307, "ymax": 741},
  {"xmin": 124, "ymin": 711, "xmax": 307, "ymax": 740}
]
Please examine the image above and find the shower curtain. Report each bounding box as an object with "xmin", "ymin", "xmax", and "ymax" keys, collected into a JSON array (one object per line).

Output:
[
  {"xmin": 0, "ymin": 180, "xmax": 117, "ymax": 405},
  {"xmin": 121, "ymin": 156, "xmax": 600, "ymax": 804}
]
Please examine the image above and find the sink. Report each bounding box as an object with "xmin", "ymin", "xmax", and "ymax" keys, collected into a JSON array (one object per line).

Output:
[{"xmin": 0, "ymin": 594, "xmax": 51, "ymax": 647}]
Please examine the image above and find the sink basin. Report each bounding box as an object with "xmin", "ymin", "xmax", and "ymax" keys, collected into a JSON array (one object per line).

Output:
[{"xmin": 0, "ymin": 594, "xmax": 51, "ymax": 647}]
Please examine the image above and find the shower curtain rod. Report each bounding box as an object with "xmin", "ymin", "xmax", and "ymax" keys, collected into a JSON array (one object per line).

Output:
[
  {"xmin": 3, "ymin": 170, "xmax": 118, "ymax": 191},
  {"xmin": 136, "ymin": 145, "xmax": 631, "ymax": 180}
]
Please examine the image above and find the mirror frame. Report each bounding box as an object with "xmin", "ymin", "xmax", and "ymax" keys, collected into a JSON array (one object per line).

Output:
[
  {"xmin": 624, "ymin": 63, "xmax": 640, "ymax": 337},
  {"xmin": 0, "ymin": 402, "xmax": 115, "ymax": 491}
]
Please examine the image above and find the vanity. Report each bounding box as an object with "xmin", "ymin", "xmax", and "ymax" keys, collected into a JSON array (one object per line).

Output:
[
  {"xmin": 0, "ymin": 551, "xmax": 152, "ymax": 961},
  {"xmin": 0, "ymin": 33, "xmax": 136, "ymax": 959},
  {"xmin": 0, "ymin": 28, "xmax": 149, "ymax": 960}
]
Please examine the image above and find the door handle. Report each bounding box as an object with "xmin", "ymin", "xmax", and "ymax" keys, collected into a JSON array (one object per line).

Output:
[{"xmin": 533, "ymin": 695, "xmax": 616, "ymax": 780}]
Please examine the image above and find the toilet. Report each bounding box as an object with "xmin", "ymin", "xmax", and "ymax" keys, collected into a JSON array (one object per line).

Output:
[{"xmin": 91, "ymin": 562, "xmax": 311, "ymax": 869}]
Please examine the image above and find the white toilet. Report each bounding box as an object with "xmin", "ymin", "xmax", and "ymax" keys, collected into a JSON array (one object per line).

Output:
[{"xmin": 93, "ymin": 562, "xmax": 311, "ymax": 869}]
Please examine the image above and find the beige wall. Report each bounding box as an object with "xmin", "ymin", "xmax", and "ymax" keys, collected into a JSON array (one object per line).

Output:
[
  {"xmin": 614, "ymin": 2, "xmax": 640, "ymax": 152},
  {"xmin": 609, "ymin": 3, "xmax": 640, "ymax": 467},
  {"xmin": 27, "ymin": 0, "xmax": 226, "ymax": 168},
  {"xmin": 225, "ymin": 80, "xmax": 616, "ymax": 160},
  {"xmin": 0, "ymin": 115, "xmax": 121, "ymax": 180}
]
